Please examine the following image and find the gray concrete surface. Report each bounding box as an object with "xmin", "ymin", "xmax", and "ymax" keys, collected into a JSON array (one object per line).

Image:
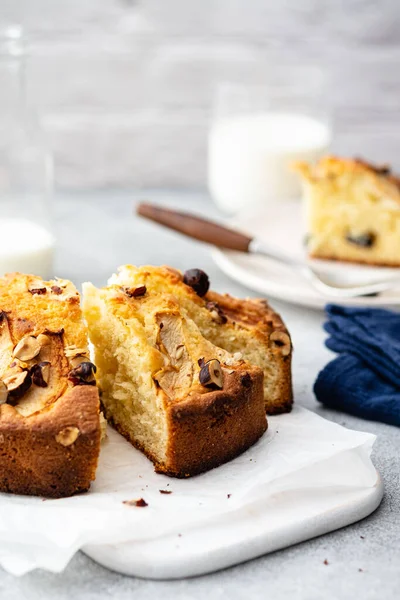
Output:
[{"xmin": 0, "ymin": 191, "xmax": 398, "ymax": 599}]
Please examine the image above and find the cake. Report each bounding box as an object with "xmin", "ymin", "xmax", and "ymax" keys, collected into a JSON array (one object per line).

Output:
[
  {"xmin": 82, "ymin": 269, "xmax": 268, "ymax": 478},
  {"xmin": 107, "ymin": 265, "xmax": 292, "ymax": 415},
  {"xmin": 295, "ymin": 156, "xmax": 400, "ymax": 266},
  {"xmin": 0, "ymin": 273, "xmax": 101, "ymax": 498}
]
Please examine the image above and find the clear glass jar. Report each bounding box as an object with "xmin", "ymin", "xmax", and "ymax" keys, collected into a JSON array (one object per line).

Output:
[
  {"xmin": 0, "ymin": 26, "xmax": 54, "ymax": 277},
  {"xmin": 208, "ymin": 66, "xmax": 332, "ymax": 214}
]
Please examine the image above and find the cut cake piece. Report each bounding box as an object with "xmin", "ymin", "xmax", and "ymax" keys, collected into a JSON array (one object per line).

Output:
[
  {"xmin": 0, "ymin": 273, "xmax": 101, "ymax": 498},
  {"xmin": 108, "ymin": 265, "xmax": 293, "ymax": 415},
  {"xmin": 83, "ymin": 275, "xmax": 267, "ymax": 477},
  {"xmin": 295, "ymin": 156, "xmax": 400, "ymax": 266}
]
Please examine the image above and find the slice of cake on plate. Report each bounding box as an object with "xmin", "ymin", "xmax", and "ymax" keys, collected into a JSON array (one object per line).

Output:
[
  {"xmin": 295, "ymin": 156, "xmax": 400, "ymax": 266},
  {"xmin": 83, "ymin": 270, "xmax": 267, "ymax": 477},
  {"xmin": 108, "ymin": 265, "xmax": 292, "ymax": 415},
  {"xmin": 0, "ymin": 273, "xmax": 101, "ymax": 498}
]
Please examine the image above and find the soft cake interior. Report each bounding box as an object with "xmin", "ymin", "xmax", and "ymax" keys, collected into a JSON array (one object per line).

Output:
[
  {"xmin": 296, "ymin": 158, "xmax": 400, "ymax": 266},
  {"xmin": 109, "ymin": 265, "xmax": 290, "ymax": 413},
  {"xmin": 82, "ymin": 282, "xmax": 243, "ymax": 467}
]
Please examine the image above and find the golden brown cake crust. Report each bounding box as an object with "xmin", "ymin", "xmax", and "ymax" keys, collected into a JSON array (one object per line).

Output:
[
  {"xmin": 206, "ymin": 291, "xmax": 293, "ymax": 415},
  {"xmin": 0, "ymin": 273, "xmax": 101, "ymax": 498},
  {"xmin": 295, "ymin": 155, "xmax": 400, "ymax": 200},
  {"xmin": 103, "ymin": 364, "xmax": 267, "ymax": 478},
  {"xmin": 0, "ymin": 386, "xmax": 100, "ymax": 497}
]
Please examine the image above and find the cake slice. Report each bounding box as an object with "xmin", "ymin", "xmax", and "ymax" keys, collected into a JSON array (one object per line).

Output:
[
  {"xmin": 0, "ymin": 273, "xmax": 101, "ymax": 498},
  {"xmin": 108, "ymin": 265, "xmax": 292, "ymax": 414},
  {"xmin": 295, "ymin": 156, "xmax": 400, "ymax": 266},
  {"xmin": 83, "ymin": 276, "xmax": 266, "ymax": 477}
]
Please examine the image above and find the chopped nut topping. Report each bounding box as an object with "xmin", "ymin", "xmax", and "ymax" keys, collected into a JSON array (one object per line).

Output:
[
  {"xmin": 0, "ymin": 381, "xmax": 8, "ymax": 405},
  {"xmin": 270, "ymin": 331, "xmax": 291, "ymax": 356},
  {"xmin": 51, "ymin": 285, "xmax": 63, "ymax": 295},
  {"xmin": 37, "ymin": 333, "xmax": 51, "ymax": 348},
  {"xmin": 3, "ymin": 370, "xmax": 32, "ymax": 401},
  {"xmin": 13, "ymin": 336, "xmax": 41, "ymax": 362},
  {"xmin": 123, "ymin": 285, "xmax": 147, "ymax": 298},
  {"xmin": 183, "ymin": 269, "xmax": 210, "ymax": 297},
  {"xmin": 206, "ymin": 301, "xmax": 227, "ymax": 324},
  {"xmin": 68, "ymin": 361, "xmax": 97, "ymax": 386},
  {"xmin": 175, "ymin": 344, "xmax": 185, "ymax": 361},
  {"xmin": 64, "ymin": 345, "xmax": 88, "ymax": 358},
  {"xmin": 31, "ymin": 362, "xmax": 50, "ymax": 387},
  {"xmin": 29, "ymin": 287, "xmax": 47, "ymax": 295},
  {"xmin": 123, "ymin": 498, "xmax": 148, "ymax": 507},
  {"xmin": 199, "ymin": 359, "xmax": 224, "ymax": 389},
  {"xmin": 55, "ymin": 426, "xmax": 80, "ymax": 446},
  {"xmin": 225, "ymin": 352, "xmax": 243, "ymax": 366}
]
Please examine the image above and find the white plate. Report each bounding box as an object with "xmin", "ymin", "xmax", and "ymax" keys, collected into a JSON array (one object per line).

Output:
[
  {"xmin": 0, "ymin": 407, "xmax": 383, "ymax": 578},
  {"xmin": 212, "ymin": 201, "xmax": 400, "ymax": 309}
]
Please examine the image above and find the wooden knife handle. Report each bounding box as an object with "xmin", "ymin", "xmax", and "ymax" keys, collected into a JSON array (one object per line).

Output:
[{"xmin": 136, "ymin": 202, "xmax": 252, "ymax": 252}]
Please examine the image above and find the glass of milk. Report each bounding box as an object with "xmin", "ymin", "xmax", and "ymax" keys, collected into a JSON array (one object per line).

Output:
[
  {"xmin": 0, "ymin": 26, "xmax": 54, "ymax": 278},
  {"xmin": 208, "ymin": 68, "xmax": 332, "ymax": 214}
]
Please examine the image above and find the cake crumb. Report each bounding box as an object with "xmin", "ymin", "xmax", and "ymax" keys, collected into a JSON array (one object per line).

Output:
[
  {"xmin": 359, "ymin": 568, "xmax": 363, "ymax": 572},
  {"xmin": 360, "ymin": 535, "xmax": 365, "ymax": 539},
  {"xmin": 160, "ymin": 489, "xmax": 172, "ymax": 494},
  {"xmin": 123, "ymin": 498, "xmax": 148, "ymax": 507},
  {"xmin": 323, "ymin": 559, "xmax": 329, "ymax": 565},
  {"xmin": 227, "ymin": 494, "xmax": 231, "ymax": 499}
]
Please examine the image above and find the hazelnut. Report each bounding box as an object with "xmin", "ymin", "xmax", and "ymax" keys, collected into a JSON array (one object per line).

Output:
[
  {"xmin": 13, "ymin": 336, "xmax": 41, "ymax": 362},
  {"xmin": 346, "ymin": 232, "xmax": 376, "ymax": 248},
  {"xmin": 123, "ymin": 285, "xmax": 147, "ymax": 298},
  {"xmin": 37, "ymin": 333, "xmax": 51, "ymax": 348},
  {"xmin": 199, "ymin": 359, "xmax": 224, "ymax": 389},
  {"xmin": 31, "ymin": 362, "xmax": 51, "ymax": 387},
  {"xmin": 68, "ymin": 361, "xmax": 97, "ymax": 386},
  {"xmin": 0, "ymin": 381, "xmax": 8, "ymax": 405},
  {"xmin": 28, "ymin": 287, "xmax": 47, "ymax": 295},
  {"xmin": 3, "ymin": 370, "xmax": 32, "ymax": 401},
  {"xmin": 55, "ymin": 426, "xmax": 80, "ymax": 446},
  {"xmin": 183, "ymin": 269, "xmax": 210, "ymax": 297},
  {"xmin": 270, "ymin": 331, "xmax": 291, "ymax": 356},
  {"xmin": 206, "ymin": 301, "xmax": 227, "ymax": 324}
]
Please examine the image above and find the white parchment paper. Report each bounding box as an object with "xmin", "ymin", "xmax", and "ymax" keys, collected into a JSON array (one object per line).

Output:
[{"xmin": 0, "ymin": 406, "xmax": 378, "ymax": 576}]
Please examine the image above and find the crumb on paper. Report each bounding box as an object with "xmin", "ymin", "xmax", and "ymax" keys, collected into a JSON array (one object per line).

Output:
[
  {"xmin": 178, "ymin": 533, "xmax": 182, "ymax": 537},
  {"xmin": 227, "ymin": 494, "xmax": 231, "ymax": 499},
  {"xmin": 360, "ymin": 535, "xmax": 365, "ymax": 539},
  {"xmin": 323, "ymin": 559, "xmax": 329, "ymax": 565},
  {"xmin": 159, "ymin": 489, "xmax": 172, "ymax": 494},
  {"xmin": 359, "ymin": 568, "xmax": 363, "ymax": 572},
  {"xmin": 123, "ymin": 498, "xmax": 148, "ymax": 507}
]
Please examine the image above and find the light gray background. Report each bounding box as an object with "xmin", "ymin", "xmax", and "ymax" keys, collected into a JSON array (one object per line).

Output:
[{"xmin": 1, "ymin": 0, "xmax": 400, "ymax": 189}]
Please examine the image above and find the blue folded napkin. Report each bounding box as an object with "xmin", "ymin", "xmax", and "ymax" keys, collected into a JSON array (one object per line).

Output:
[{"xmin": 314, "ymin": 304, "xmax": 400, "ymax": 427}]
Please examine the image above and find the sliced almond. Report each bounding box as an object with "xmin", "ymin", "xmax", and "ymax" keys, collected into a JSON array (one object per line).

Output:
[
  {"xmin": 13, "ymin": 336, "xmax": 41, "ymax": 362},
  {"xmin": 55, "ymin": 426, "xmax": 80, "ymax": 447},
  {"xmin": 0, "ymin": 381, "xmax": 8, "ymax": 405}
]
